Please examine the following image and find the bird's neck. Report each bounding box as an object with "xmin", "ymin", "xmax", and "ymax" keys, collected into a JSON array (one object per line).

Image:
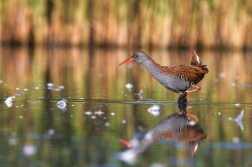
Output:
[{"xmin": 142, "ymin": 59, "xmax": 163, "ymax": 72}]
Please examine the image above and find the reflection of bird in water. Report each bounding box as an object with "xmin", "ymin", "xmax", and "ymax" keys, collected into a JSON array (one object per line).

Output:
[
  {"xmin": 120, "ymin": 51, "xmax": 208, "ymax": 97},
  {"xmin": 118, "ymin": 95, "xmax": 207, "ymax": 164}
]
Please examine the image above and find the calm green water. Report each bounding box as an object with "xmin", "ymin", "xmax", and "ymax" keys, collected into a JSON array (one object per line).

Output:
[{"xmin": 0, "ymin": 47, "xmax": 252, "ymax": 167}]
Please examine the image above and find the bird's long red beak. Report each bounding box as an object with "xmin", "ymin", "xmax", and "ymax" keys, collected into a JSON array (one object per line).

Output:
[{"xmin": 119, "ymin": 58, "xmax": 134, "ymax": 66}]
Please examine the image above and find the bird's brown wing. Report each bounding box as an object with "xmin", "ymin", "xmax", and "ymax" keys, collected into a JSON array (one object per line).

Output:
[{"xmin": 161, "ymin": 65, "xmax": 209, "ymax": 82}]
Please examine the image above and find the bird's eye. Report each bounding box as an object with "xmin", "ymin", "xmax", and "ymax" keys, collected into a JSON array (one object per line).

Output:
[{"xmin": 135, "ymin": 55, "xmax": 138, "ymax": 58}]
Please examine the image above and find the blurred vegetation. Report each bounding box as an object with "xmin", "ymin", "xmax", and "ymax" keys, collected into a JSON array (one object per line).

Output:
[{"xmin": 1, "ymin": 0, "xmax": 252, "ymax": 49}]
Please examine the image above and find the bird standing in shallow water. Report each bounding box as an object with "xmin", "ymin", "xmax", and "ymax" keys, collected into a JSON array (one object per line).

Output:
[{"xmin": 119, "ymin": 51, "xmax": 208, "ymax": 96}]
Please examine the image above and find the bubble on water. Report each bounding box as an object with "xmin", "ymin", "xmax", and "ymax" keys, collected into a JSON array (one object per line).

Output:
[
  {"xmin": 95, "ymin": 110, "xmax": 104, "ymax": 115},
  {"xmin": 125, "ymin": 83, "xmax": 134, "ymax": 90},
  {"xmin": 23, "ymin": 145, "xmax": 36, "ymax": 156},
  {"xmin": 233, "ymin": 137, "xmax": 240, "ymax": 143},
  {"xmin": 5, "ymin": 96, "xmax": 15, "ymax": 107},
  {"xmin": 47, "ymin": 83, "xmax": 54, "ymax": 90},
  {"xmin": 8, "ymin": 132, "xmax": 17, "ymax": 145},
  {"xmin": 91, "ymin": 115, "xmax": 96, "ymax": 119},
  {"xmin": 111, "ymin": 112, "xmax": 115, "ymax": 116},
  {"xmin": 105, "ymin": 122, "xmax": 110, "ymax": 126},
  {"xmin": 234, "ymin": 103, "xmax": 241, "ymax": 107},
  {"xmin": 54, "ymin": 88, "xmax": 61, "ymax": 91},
  {"xmin": 219, "ymin": 72, "xmax": 226, "ymax": 78},
  {"xmin": 148, "ymin": 104, "xmax": 162, "ymax": 116},
  {"xmin": 84, "ymin": 111, "xmax": 92, "ymax": 115},
  {"xmin": 47, "ymin": 83, "xmax": 54, "ymax": 87},
  {"xmin": 58, "ymin": 85, "xmax": 64, "ymax": 89},
  {"xmin": 56, "ymin": 100, "xmax": 67, "ymax": 109},
  {"xmin": 9, "ymin": 137, "xmax": 17, "ymax": 145},
  {"xmin": 48, "ymin": 129, "xmax": 55, "ymax": 135}
]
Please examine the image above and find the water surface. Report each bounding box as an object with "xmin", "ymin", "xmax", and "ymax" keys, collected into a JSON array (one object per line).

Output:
[{"xmin": 0, "ymin": 47, "xmax": 252, "ymax": 167}]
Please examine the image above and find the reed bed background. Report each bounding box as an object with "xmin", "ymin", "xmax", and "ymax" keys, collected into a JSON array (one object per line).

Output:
[{"xmin": 1, "ymin": 0, "xmax": 252, "ymax": 49}]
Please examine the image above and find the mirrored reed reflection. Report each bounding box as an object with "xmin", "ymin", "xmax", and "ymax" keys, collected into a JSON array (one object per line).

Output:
[{"xmin": 0, "ymin": 47, "xmax": 251, "ymax": 166}]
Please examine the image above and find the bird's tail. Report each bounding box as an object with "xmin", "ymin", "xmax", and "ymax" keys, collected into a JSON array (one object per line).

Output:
[{"xmin": 191, "ymin": 50, "xmax": 202, "ymax": 66}]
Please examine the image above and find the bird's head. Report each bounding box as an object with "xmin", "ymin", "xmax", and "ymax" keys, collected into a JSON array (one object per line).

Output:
[{"xmin": 119, "ymin": 51, "xmax": 150, "ymax": 66}]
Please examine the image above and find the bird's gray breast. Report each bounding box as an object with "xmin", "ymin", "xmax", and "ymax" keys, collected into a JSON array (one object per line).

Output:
[
  {"xmin": 155, "ymin": 73, "xmax": 191, "ymax": 92},
  {"xmin": 144, "ymin": 63, "xmax": 191, "ymax": 92}
]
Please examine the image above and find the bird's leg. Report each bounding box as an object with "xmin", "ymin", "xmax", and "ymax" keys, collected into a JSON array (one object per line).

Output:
[{"xmin": 186, "ymin": 85, "xmax": 201, "ymax": 95}]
